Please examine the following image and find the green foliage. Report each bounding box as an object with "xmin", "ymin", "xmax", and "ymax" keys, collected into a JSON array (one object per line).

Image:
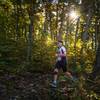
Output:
[
  {"xmin": 0, "ymin": 39, "xmax": 26, "ymax": 73},
  {"xmin": 29, "ymin": 37, "xmax": 56, "ymax": 72},
  {"xmin": 0, "ymin": 37, "xmax": 56, "ymax": 73},
  {"xmin": 0, "ymin": 0, "xmax": 100, "ymax": 99}
]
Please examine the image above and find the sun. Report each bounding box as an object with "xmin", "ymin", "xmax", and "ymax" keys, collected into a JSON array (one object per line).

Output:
[{"xmin": 69, "ymin": 10, "xmax": 79, "ymax": 19}]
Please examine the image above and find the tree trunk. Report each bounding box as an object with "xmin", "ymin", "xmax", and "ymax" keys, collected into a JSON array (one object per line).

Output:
[
  {"xmin": 74, "ymin": 17, "xmax": 80, "ymax": 65},
  {"xmin": 15, "ymin": 4, "xmax": 19, "ymax": 40},
  {"xmin": 55, "ymin": 4, "xmax": 58, "ymax": 40},
  {"xmin": 43, "ymin": 4, "xmax": 48, "ymax": 33},
  {"xmin": 49, "ymin": 9, "xmax": 53, "ymax": 39},
  {"xmin": 27, "ymin": 1, "xmax": 34, "ymax": 63},
  {"xmin": 58, "ymin": 4, "xmax": 65, "ymax": 40},
  {"xmin": 92, "ymin": 17, "xmax": 100, "ymax": 78}
]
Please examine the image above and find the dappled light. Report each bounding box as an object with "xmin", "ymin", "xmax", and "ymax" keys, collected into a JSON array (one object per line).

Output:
[
  {"xmin": 0, "ymin": 0, "xmax": 100, "ymax": 100},
  {"xmin": 46, "ymin": 36, "xmax": 53, "ymax": 45}
]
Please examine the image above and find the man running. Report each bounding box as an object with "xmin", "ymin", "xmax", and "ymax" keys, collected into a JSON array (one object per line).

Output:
[{"xmin": 51, "ymin": 40, "xmax": 75, "ymax": 87}]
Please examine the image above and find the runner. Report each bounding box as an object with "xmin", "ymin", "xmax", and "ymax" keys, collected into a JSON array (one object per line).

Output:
[{"xmin": 51, "ymin": 40, "xmax": 75, "ymax": 87}]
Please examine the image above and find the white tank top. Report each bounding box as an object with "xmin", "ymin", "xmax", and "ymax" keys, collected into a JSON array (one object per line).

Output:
[{"xmin": 57, "ymin": 46, "xmax": 66, "ymax": 61}]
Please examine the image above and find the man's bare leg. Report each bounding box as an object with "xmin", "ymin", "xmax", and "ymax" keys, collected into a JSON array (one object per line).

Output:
[
  {"xmin": 51, "ymin": 68, "xmax": 58, "ymax": 87},
  {"xmin": 65, "ymin": 71, "xmax": 73, "ymax": 79},
  {"xmin": 54, "ymin": 68, "xmax": 58, "ymax": 82},
  {"xmin": 65, "ymin": 71, "xmax": 77, "ymax": 81}
]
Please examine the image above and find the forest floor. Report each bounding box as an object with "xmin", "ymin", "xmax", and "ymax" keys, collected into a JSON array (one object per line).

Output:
[
  {"xmin": 0, "ymin": 71, "xmax": 100, "ymax": 100},
  {"xmin": 0, "ymin": 71, "xmax": 53, "ymax": 100},
  {"xmin": 0, "ymin": 71, "xmax": 79, "ymax": 100}
]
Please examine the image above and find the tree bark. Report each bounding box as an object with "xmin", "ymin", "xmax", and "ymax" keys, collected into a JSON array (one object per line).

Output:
[
  {"xmin": 74, "ymin": 17, "xmax": 80, "ymax": 65},
  {"xmin": 92, "ymin": 17, "xmax": 100, "ymax": 78},
  {"xmin": 43, "ymin": 4, "xmax": 48, "ymax": 33},
  {"xmin": 27, "ymin": 0, "xmax": 34, "ymax": 63},
  {"xmin": 15, "ymin": 4, "xmax": 19, "ymax": 40},
  {"xmin": 58, "ymin": 4, "xmax": 65, "ymax": 40}
]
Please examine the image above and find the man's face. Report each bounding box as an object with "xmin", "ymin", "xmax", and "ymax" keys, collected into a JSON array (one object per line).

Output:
[{"xmin": 57, "ymin": 42, "xmax": 62, "ymax": 47}]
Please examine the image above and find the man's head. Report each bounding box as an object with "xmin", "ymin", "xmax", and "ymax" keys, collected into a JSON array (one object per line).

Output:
[{"xmin": 57, "ymin": 40, "xmax": 63, "ymax": 47}]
